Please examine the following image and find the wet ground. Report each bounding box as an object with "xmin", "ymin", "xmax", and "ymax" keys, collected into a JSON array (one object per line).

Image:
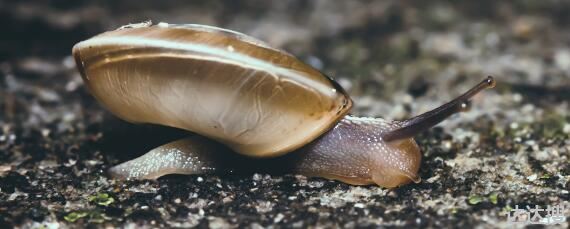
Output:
[{"xmin": 0, "ymin": 0, "xmax": 569, "ymax": 228}]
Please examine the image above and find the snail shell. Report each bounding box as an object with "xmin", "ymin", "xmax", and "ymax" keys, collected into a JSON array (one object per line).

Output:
[{"xmin": 73, "ymin": 22, "xmax": 351, "ymax": 158}]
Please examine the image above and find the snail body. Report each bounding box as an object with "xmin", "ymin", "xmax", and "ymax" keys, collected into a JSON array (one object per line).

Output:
[{"xmin": 73, "ymin": 22, "xmax": 494, "ymax": 187}]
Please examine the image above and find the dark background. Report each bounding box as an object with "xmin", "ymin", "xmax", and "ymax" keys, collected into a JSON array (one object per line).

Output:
[{"xmin": 0, "ymin": 0, "xmax": 569, "ymax": 228}]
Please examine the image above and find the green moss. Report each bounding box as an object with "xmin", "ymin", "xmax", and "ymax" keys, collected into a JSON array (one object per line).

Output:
[
  {"xmin": 88, "ymin": 211, "xmax": 107, "ymax": 223},
  {"xmin": 468, "ymin": 195, "xmax": 483, "ymax": 205},
  {"xmin": 490, "ymin": 127, "xmax": 505, "ymax": 139},
  {"xmin": 539, "ymin": 174, "xmax": 551, "ymax": 179},
  {"xmin": 64, "ymin": 211, "xmax": 88, "ymax": 223},
  {"xmin": 488, "ymin": 193, "xmax": 499, "ymax": 205},
  {"xmin": 64, "ymin": 210, "xmax": 108, "ymax": 223},
  {"xmin": 450, "ymin": 208, "xmax": 458, "ymax": 214},
  {"xmin": 468, "ymin": 193, "xmax": 499, "ymax": 205},
  {"xmin": 88, "ymin": 193, "xmax": 115, "ymax": 206}
]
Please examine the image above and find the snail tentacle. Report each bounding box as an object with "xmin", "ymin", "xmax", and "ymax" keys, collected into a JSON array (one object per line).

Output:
[{"xmin": 381, "ymin": 76, "xmax": 495, "ymax": 142}]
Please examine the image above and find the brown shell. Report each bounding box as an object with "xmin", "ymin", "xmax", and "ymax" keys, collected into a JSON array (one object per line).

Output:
[{"xmin": 73, "ymin": 22, "xmax": 352, "ymax": 157}]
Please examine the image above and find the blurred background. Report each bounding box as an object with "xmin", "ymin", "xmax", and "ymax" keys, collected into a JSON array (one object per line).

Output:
[{"xmin": 0, "ymin": 0, "xmax": 568, "ymax": 228}]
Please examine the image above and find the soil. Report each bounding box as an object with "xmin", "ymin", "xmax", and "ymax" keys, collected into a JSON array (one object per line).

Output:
[{"xmin": 0, "ymin": 0, "xmax": 568, "ymax": 228}]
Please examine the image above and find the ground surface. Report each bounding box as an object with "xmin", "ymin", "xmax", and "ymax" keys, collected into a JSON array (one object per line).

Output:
[{"xmin": 0, "ymin": 0, "xmax": 569, "ymax": 228}]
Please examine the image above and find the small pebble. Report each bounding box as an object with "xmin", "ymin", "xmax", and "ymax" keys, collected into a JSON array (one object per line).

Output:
[
  {"xmin": 273, "ymin": 213, "xmax": 285, "ymax": 223},
  {"xmin": 512, "ymin": 93, "xmax": 522, "ymax": 103},
  {"xmin": 563, "ymin": 123, "xmax": 570, "ymax": 134},
  {"xmin": 426, "ymin": 175, "xmax": 440, "ymax": 183},
  {"xmin": 41, "ymin": 128, "xmax": 50, "ymax": 137},
  {"xmin": 527, "ymin": 174, "xmax": 538, "ymax": 182},
  {"xmin": 554, "ymin": 49, "xmax": 570, "ymax": 71},
  {"xmin": 441, "ymin": 140, "xmax": 453, "ymax": 152}
]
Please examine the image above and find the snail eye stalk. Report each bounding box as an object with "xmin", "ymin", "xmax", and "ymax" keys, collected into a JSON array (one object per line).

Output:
[{"xmin": 382, "ymin": 76, "xmax": 495, "ymax": 142}]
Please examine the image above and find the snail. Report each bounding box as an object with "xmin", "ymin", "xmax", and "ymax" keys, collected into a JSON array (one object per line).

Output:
[{"xmin": 72, "ymin": 22, "xmax": 495, "ymax": 188}]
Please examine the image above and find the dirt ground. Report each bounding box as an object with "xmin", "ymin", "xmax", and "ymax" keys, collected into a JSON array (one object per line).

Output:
[{"xmin": 0, "ymin": 0, "xmax": 569, "ymax": 228}]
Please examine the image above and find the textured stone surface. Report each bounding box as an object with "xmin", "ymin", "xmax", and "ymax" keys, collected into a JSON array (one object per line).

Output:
[{"xmin": 0, "ymin": 0, "xmax": 568, "ymax": 228}]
